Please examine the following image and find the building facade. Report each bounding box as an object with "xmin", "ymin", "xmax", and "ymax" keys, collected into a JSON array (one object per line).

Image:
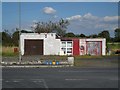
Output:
[{"xmin": 20, "ymin": 33, "xmax": 106, "ymax": 56}]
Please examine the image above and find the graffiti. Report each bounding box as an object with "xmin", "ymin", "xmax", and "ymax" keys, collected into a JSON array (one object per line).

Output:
[
  {"xmin": 80, "ymin": 45, "xmax": 85, "ymax": 55},
  {"xmin": 87, "ymin": 42, "xmax": 101, "ymax": 55},
  {"xmin": 80, "ymin": 45, "xmax": 84, "ymax": 50}
]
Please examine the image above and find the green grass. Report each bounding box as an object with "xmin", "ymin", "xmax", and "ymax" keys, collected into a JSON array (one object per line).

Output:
[
  {"xmin": 2, "ymin": 46, "xmax": 19, "ymax": 57},
  {"xmin": 2, "ymin": 52, "xmax": 19, "ymax": 57},
  {"xmin": 107, "ymin": 43, "xmax": 120, "ymax": 51},
  {"xmin": 74, "ymin": 58, "xmax": 118, "ymax": 67}
]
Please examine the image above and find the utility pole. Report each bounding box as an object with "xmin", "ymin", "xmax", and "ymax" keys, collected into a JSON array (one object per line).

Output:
[{"xmin": 19, "ymin": 2, "xmax": 22, "ymax": 63}]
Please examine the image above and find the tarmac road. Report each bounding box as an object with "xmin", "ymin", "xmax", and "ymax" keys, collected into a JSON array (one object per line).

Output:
[{"xmin": 2, "ymin": 67, "xmax": 119, "ymax": 89}]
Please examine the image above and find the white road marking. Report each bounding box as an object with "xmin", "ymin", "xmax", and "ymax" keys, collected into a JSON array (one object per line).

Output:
[
  {"xmin": 13, "ymin": 80, "xmax": 20, "ymax": 82},
  {"xmin": 32, "ymin": 81, "xmax": 42, "ymax": 83},
  {"xmin": 65, "ymin": 79, "xmax": 88, "ymax": 81},
  {"xmin": 59, "ymin": 70, "xmax": 117, "ymax": 73},
  {"xmin": 41, "ymin": 79, "xmax": 49, "ymax": 89},
  {"xmin": 30, "ymin": 79, "xmax": 48, "ymax": 88},
  {"xmin": 12, "ymin": 79, "xmax": 23, "ymax": 81},
  {"xmin": 30, "ymin": 79, "xmax": 43, "ymax": 81},
  {"xmin": 5, "ymin": 81, "xmax": 10, "ymax": 82}
]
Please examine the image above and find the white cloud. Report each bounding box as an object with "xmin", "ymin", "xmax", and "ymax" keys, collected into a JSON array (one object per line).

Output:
[
  {"xmin": 43, "ymin": 7, "xmax": 56, "ymax": 14},
  {"xmin": 83, "ymin": 13, "xmax": 99, "ymax": 21},
  {"xmin": 66, "ymin": 15, "xmax": 82, "ymax": 21},
  {"xmin": 104, "ymin": 16, "xmax": 118, "ymax": 22},
  {"xmin": 66, "ymin": 13, "xmax": 118, "ymax": 37}
]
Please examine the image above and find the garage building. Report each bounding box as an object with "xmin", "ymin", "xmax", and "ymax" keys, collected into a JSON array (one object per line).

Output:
[{"xmin": 20, "ymin": 33, "xmax": 106, "ymax": 56}]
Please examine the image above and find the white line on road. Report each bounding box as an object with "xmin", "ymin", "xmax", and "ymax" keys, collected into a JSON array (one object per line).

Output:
[
  {"xmin": 12, "ymin": 79, "xmax": 23, "ymax": 81},
  {"xmin": 30, "ymin": 79, "xmax": 43, "ymax": 80},
  {"xmin": 59, "ymin": 70, "xmax": 117, "ymax": 73},
  {"xmin": 13, "ymin": 80, "xmax": 20, "ymax": 82},
  {"xmin": 32, "ymin": 81, "xmax": 42, "ymax": 83},
  {"xmin": 30, "ymin": 79, "xmax": 49, "ymax": 89},
  {"xmin": 41, "ymin": 79, "xmax": 49, "ymax": 89},
  {"xmin": 5, "ymin": 81, "xmax": 10, "ymax": 82},
  {"xmin": 65, "ymin": 79, "xmax": 88, "ymax": 81}
]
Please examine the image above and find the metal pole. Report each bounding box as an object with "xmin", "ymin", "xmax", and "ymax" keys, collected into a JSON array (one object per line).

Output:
[{"xmin": 19, "ymin": 2, "xmax": 22, "ymax": 63}]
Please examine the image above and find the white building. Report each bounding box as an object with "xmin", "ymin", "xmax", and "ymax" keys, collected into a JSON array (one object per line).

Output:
[{"xmin": 20, "ymin": 33, "xmax": 106, "ymax": 56}]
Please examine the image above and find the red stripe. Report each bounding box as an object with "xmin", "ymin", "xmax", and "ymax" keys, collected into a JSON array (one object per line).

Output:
[
  {"xmin": 73, "ymin": 39, "xmax": 79, "ymax": 55},
  {"xmin": 100, "ymin": 41, "xmax": 102, "ymax": 55}
]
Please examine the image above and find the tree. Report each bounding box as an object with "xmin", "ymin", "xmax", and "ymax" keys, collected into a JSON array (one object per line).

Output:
[
  {"xmin": 64, "ymin": 32, "xmax": 75, "ymax": 37},
  {"xmin": 12, "ymin": 30, "xmax": 19, "ymax": 46},
  {"xmin": 21, "ymin": 30, "xmax": 33, "ymax": 33},
  {"xmin": 88, "ymin": 34, "xmax": 98, "ymax": 38},
  {"xmin": 114, "ymin": 28, "xmax": 120, "ymax": 42},
  {"xmin": 2, "ymin": 30, "xmax": 12, "ymax": 46},
  {"xmin": 33, "ymin": 19, "xmax": 69, "ymax": 37},
  {"xmin": 98, "ymin": 30, "xmax": 110, "ymax": 42},
  {"xmin": 79, "ymin": 34, "xmax": 86, "ymax": 38}
]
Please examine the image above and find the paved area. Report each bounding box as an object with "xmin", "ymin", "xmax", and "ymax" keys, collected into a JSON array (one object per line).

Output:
[{"xmin": 2, "ymin": 67, "xmax": 119, "ymax": 88}]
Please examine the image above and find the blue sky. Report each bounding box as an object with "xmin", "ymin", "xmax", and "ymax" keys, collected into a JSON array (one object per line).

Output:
[
  {"xmin": 2, "ymin": 2, "xmax": 119, "ymax": 37},
  {"xmin": 0, "ymin": 2, "xmax": 2, "ymax": 32},
  {"xmin": 1, "ymin": 0, "xmax": 120, "ymax": 2}
]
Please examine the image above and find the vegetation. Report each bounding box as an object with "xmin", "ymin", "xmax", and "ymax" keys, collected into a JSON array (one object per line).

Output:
[
  {"xmin": 33, "ymin": 19, "xmax": 69, "ymax": 37},
  {"xmin": 2, "ymin": 46, "xmax": 19, "ymax": 56},
  {"xmin": 114, "ymin": 28, "xmax": 120, "ymax": 42}
]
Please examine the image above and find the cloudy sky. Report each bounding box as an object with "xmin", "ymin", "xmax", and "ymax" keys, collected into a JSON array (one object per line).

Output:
[{"xmin": 2, "ymin": 2, "xmax": 119, "ymax": 37}]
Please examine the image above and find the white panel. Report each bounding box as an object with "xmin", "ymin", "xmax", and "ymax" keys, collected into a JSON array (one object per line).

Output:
[
  {"xmin": 102, "ymin": 38, "xmax": 106, "ymax": 55},
  {"xmin": 44, "ymin": 38, "xmax": 60, "ymax": 55},
  {"xmin": 79, "ymin": 39, "xmax": 86, "ymax": 55}
]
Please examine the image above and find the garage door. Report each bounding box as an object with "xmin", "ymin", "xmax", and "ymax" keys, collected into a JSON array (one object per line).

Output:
[
  {"xmin": 24, "ymin": 39, "xmax": 43, "ymax": 55},
  {"xmin": 86, "ymin": 41, "xmax": 102, "ymax": 55}
]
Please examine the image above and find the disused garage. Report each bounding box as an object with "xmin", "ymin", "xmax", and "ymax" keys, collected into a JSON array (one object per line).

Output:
[
  {"xmin": 20, "ymin": 33, "xmax": 106, "ymax": 56},
  {"xmin": 24, "ymin": 39, "xmax": 43, "ymax": 55},
  {"xmin": 20, "ymin": 33, "xmax": 61, "ymax": 56}
]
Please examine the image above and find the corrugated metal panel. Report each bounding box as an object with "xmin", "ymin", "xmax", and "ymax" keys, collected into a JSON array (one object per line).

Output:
[
  {"xmin": 24, "ymin": 39, "xmax": 43, "ymax": 55},
  {"xmin": 73, "ymin": 39, "xmax": 79, "ymax": 55},
  {"xmin": 86, "ymin": 41, "xmax": 102, "ymax": 55}
]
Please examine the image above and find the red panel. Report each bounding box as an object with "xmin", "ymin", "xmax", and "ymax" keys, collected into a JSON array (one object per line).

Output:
[
  {"xmin": 100, "ymin": 41, "xmax": 102, "ymax": 55},
  {"xmin": 73, "ymin": 39, "xmax": 79, "ymax": 55}
]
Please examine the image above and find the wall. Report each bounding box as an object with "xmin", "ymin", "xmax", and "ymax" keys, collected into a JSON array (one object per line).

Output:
[
  {"xmin": 20, "ymin": 33, "xmax": 60, "ymax": 55},
  {"xmin": 44, "ymin": 36, "xmax": 60, "ymax": 55}
]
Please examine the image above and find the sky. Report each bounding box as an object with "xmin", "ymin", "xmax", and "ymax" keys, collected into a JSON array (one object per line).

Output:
[
  {"xmin": 2, "ymin": 2, "xmax": 119, "ymax": 37},
  {"xmin": 1, "ymin": 0, "xmax": 120, "ymax": 2}
]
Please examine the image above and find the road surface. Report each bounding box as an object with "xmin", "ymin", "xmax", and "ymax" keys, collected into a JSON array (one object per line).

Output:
[{"xmin": 2, "ymin": 67, "xmax": 119, "ymax": 89}]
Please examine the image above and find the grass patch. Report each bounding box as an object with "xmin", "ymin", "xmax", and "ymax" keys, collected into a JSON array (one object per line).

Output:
[
  {"xmin": 107, "ymin": 43, "xmax": 120, "ymax": 51},
  {"xmin": 74, "ymin": 59, "xmax": 118, "ymax": 67},
  {"xmin": 2, "ymin": 46, "xmax": 19, "ymax": 57}
]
